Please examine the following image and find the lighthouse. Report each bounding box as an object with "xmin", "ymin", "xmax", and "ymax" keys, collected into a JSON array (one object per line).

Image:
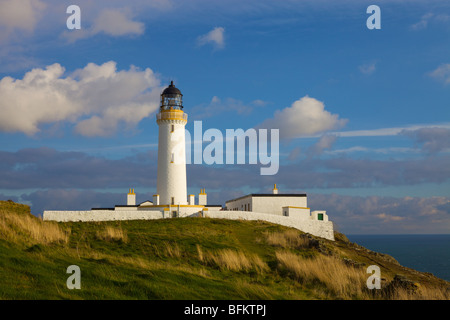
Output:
[
  {"xmin": 156, "ymin": 81, "xmax": 188, "ymax": 205},
  {"xmin": 43, "ymin": 80, "xmax": 334, "ymax": 240}
]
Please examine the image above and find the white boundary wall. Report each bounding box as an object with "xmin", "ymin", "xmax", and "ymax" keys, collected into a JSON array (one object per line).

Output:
[
  {"xmin": 43, "ymin": 210, "xmax": 165, "ymax": 222},
  {"xmin": 204, "ymin": 210, "xmax": 334, "ymax": 241},
  {"xmin": 43, "ymin": 208, "xmax": 334, "ymax": 241},
  {"xmin": 43, "ymin": 206, "xmax": 205, "ymax": 222}
]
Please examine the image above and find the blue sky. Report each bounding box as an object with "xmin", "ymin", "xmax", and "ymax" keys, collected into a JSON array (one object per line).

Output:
[{"xmin": 0, "ymin": 0, "xmax": 449, "ymax": 234}]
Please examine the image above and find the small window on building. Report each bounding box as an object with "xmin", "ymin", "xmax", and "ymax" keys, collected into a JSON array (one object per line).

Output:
[
  {"xmin": 171, "ymin": 197, "xmax": 175, "ymax": 205},
  {"xmin": 318, "ymin": 213, "xmax": 324, "ymax": 221},
  {"xmin": 248, "ymin": 203, "xmax": 251, "ymax": 211},
  {"xmin": 172, "ymin": 211, "xmax": 177, "ymax": 218},
  {"xmin": 171, "ymin": 124, "xmax": 175, "ymax": 132}
]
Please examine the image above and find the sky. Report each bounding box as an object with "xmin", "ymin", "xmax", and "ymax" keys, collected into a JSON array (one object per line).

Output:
[{"xmin": 0, "ymin": 0, "xmax": 449, "ymax": 234}]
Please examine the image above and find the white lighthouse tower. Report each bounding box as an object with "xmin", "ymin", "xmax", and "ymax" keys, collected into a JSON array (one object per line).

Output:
[{"xmin": 156, "ymin": 81, "xmax": 188, "ymax": 205}]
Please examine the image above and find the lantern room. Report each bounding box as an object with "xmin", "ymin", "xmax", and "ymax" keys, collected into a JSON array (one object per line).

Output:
[{"xmin": 160, "ymin": 81, "xmax": 183, "ymax": 110}]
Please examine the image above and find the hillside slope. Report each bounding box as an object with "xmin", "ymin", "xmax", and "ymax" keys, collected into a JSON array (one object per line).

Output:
[{"xmin": 0, "ymin": 200, "xmax": 448, "ymax": 300}]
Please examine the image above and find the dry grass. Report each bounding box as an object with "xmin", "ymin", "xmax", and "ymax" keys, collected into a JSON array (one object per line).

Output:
[
  {"xmin": 276, "ymin": 250, "xmax": 450, "ymax": 300},
  {"xmin": 0, "ymin": 209, "xmax": 69, "ymax": 245},
  {"xmin": 264, "ymin": 229, "xmax": 310, "ymax": 248},
  {"xmin": 196, "ymin": 244, "xmax": 204, "ymax": 262},
  {"xmin": 203, "ymin": 248, "xmax": 268, "ymax": 273},
  {"xmin": 163, "ymin": 241, "xmax": 182, "ymax": 258},
  {"xmin": 388, "ymin": 284, "xmax": 450, "ymax": 300},
  {"xmin": 151, "ymin": 241, "xmax": 183, "ymax": 259},
  {"xmin": 276, "ymin": 250, "xmax": 369, "ymax": 299},
  {"xmin": 95, "ymin": 225, "xmax": 128, "ymax": 243}
]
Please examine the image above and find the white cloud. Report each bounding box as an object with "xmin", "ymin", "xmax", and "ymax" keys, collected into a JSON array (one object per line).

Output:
[
  {"xmin": 63, "ymin": 8, "xmax": 145, "ymax": 42},
  {"xmin": 0, "ymin": 0, "xmax": 45, "ymax": 40},
  {"xmin": 359, "ymin": 61, "xmax": 376, "ymax": 75},
  {"xmin": 410, "ymin": 13, "xmax": 434, "ymax": 30},
  {"xmin": 197, "ymin": 27, "xmax": 225, "ymax": 50},
  {"xmin": 376, "ymin": 213, "xmax": 405, "ymax": 222},
  {"xmin": 429, "ymin": 63, "xmax": 450, "ymax": 84},
  {"xmin": 92, "ymin": 8, "xmax": 145, "ymax": 36},
  {"xmin": 257, "ymin": 96, "xmax": 347, "ymax": 139},
  {"xmin": 410, "ymin": 12, "xmax": 450, "ymax": 31},
  {"xmin": 331, "ymin": 123, "xmax": 450, "ymax": 138},
  {"xmin": 0, "ymin": 61, "xmax": 162, "ymax": 137},
  {"xmin": 307, "ymin": 134, "xmax": 338, "ymax": 157}
]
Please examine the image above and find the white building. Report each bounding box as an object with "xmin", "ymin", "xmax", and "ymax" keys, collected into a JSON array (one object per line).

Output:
[{"xmin": 43, "ymin": 82, "xmax": 334, "ymax": 241}]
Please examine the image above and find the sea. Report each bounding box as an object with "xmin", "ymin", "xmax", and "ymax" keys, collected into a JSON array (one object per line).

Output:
[{"xmin": 346, "ymin": 234, "xmax": 450, "ymax": 282}]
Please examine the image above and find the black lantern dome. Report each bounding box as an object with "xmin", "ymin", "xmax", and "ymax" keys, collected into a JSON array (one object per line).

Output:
[{"xmin": 161, "ymin": 81, "xmax": 183, "ymax": 110}]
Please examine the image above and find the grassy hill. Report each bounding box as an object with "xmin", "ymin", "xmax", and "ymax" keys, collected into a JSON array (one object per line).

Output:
[{"xmin": 0, "ymin": 200, "xmax": 449, "ymax": 300}]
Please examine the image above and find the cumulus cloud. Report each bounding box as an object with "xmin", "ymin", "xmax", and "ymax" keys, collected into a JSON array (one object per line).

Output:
[
  {"xmin": 428, "ymin": 63, "xmax": 450, "ymax": 84},
  {"xmin": 197, "ymin": 27, "xmax": 225, "ymax": 50},
  {"xmin": 401, "ymin": 127, "xmax": 450, "ymax": 153},
  {"xmin": 0, "ymin": 61, "xmax": 161, "ymax": 136},
  {"xmin": 0, "ymin": 0, "xmax": 45, "ymax": 41},
  {"xmin": 63, "ymin": 8, "xmax": 145, "ymax": 42},
  {"xmin": 93, "ymin": 8, "xmax": 145, "ymax": 36},
  {"xmin": 410, "ymin": 13, "xmax": 434, "ymax": 30},
  {"xmin": 257, "ymin": 96, "xmax": 347, "ymax": 139},
  {"xmin": 307, "ymin": 134, "xmax": 338, "ymax": 157}
]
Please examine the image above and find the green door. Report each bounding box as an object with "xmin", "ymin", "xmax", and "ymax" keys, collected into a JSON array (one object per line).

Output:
[{"xmin": 318, "ymin": 213, "xmax": 323, "ymax": 221}]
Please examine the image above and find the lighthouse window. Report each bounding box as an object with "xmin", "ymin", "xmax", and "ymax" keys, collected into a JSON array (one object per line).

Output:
[
  {"xmin": 171, "ymin": 153, "xmax": 174, "ymax": 163},
  {"xmin": 171, "ymin": 197, "xmax": 175, "ymax": 205},
  {"xmin": 171, "ymin": 125, "xmax": 174, "ymax": 132}
]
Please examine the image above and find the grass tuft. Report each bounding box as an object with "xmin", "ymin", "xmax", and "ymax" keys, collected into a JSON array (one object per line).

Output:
[
  {"xmin": 264, "ymin": 229, "xmax": 310, "ymax": 249},
  {"xmin": 95, "ymin": 225, "xmax": 128, "ymax": 243},
  {"xmin": 0, "ymin": 204, "xmax": 68, "ymax": 246}
]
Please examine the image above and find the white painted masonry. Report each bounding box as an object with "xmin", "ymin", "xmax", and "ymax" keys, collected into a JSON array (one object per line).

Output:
[
  {"xmin": 127, "ymin": 189, "xmax": 136, "ymax": 206},
  {"xmin": 225, "ymin": 194, "xmax": 308, "ymax": 215},
  {"xmin": 203, "ymin": 209, "xmax": 334, "ymax": 241},
  {"xmin": 156, "ymin": 114, "xmax": 188, "ymax": 205},
  {"xmin": 43, "ymin": 207, "xmax": 334, "ymax": 240}
]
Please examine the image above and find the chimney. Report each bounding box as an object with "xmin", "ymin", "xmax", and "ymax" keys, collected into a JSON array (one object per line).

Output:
[
  {"xmin": 272, "ymin": 184, "xmax": 278, "ymax": 195},
  {"xmin": 127, "ymin": 188, "xmax": 136, "ymax": 205},
  {"xmin": 153, "ymin": 194, "xmax": 160, "ymax": 205},
  {"xmin": 189, "ymin": 194, "xmax": 195, "ymax": 205},
  {"xmin": 199, "ymin": 188, "xmax": 207, "ymax": 206}
]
